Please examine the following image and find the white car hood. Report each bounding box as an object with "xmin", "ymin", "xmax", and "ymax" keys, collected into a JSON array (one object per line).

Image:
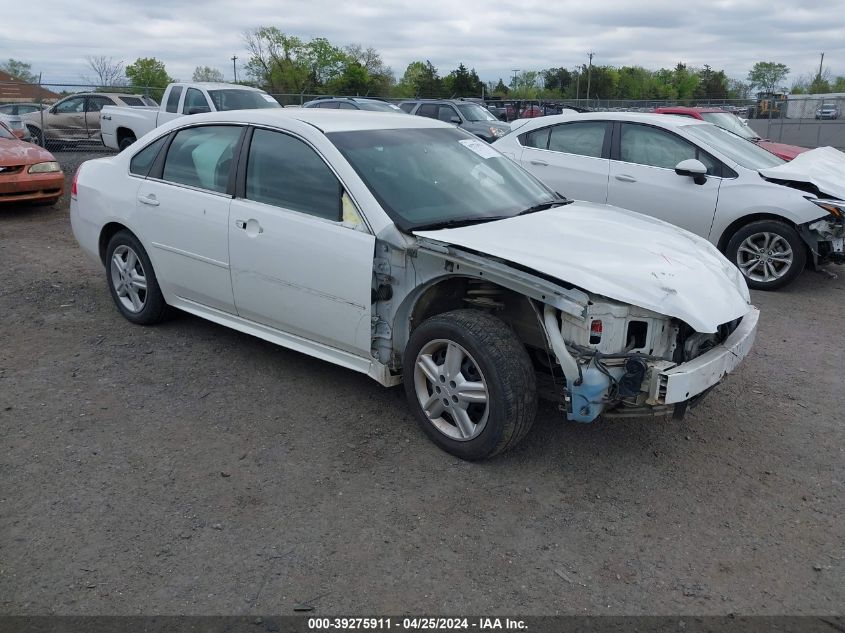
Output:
[
  {"xmin": 758, "ymin": 146, "xmax": 845, "ymax": 199},
  {"xmin": 414, "ymin": 202, "xmax": 752, "ymax": 333}
]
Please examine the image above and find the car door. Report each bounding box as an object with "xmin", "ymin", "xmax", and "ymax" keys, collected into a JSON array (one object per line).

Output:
[
  {"xmin": 182, "ymin": 87, "xmax": 211, "ymax": 114},
  {"xmin": 606, "ymin": 122, "xmax": 721, "ymax": 238},
  {"xmin": 45, "ymin": 96, "xmax": 87, "ymax": 140},
  {"xmin": 157, "ymin": 86, "xmax": 184, "ymax": 125},
  {"xmin": 133, "ymin": 124, "xmax": 243, "ymax": 313},
  {"xmin": 517, "ymin": 120, "xmax": 611, "ymax": 202},
  {"xmin": 228, "ymin": 127, "xmax": 375, "ymax": 356},
  {"xmin": 85, "ymin": 96, "xmax": 115, "ymax": 140}
]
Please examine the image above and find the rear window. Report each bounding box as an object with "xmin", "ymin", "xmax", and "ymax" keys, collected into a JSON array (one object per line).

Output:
[{"xmin": 119, "ymin": 96, "xmax": 145, "ymax": 107}]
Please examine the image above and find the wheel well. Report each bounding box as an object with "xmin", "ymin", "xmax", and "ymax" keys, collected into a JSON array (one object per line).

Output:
[
  {"xmin": 406, "ymin": 277, "xmax": 546, "ymax": 351},
  {"xmin": 716, "ymin": 213, "xmax": 797, "ymax": 252},
  {"xmin": 99, "ymin": 222, "xmax": 130, "ymax": 264},
  {"xmin": 116, "ymin": 127, "xmax": 136, "ymax": 143}
]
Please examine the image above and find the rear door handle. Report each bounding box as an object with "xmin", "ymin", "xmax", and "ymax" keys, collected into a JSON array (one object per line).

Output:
[
  {"xmin": 137, "ymin": 194, "xmax": 160, "ymax": 206},
  {"xmin": 615, "ymin": 174, "xmax": 637, "ymax": 183},
  {"xmin": 529, "ymin": 159, "xmax": 549, "ymax": 166}
]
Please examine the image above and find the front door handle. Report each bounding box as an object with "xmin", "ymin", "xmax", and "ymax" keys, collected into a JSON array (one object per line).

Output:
[
  {"xmin": 235, "ymin": 218, "xmax": 263, "ymax": 236},
  {"xmin": 615, "ymin": 174, "xmax": 637, "ymax": 183},
  {"xmin": 137, "ymin": 194, "xmax": 160, "ymax": 206},
  {"xmin": 529, "ymin": 159, "xmax": 549, "ymax": 166}
]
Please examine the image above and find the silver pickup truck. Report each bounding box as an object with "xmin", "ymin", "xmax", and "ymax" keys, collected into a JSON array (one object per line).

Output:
[{"xmin": 100, "ymin": 82, "xmax": 280, "ymax": 151}]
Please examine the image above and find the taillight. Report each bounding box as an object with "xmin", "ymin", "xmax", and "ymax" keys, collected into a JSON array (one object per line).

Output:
[
  {"xmin": 589, "ymin": 319, "xmax": 603, "ymax": 344},
  {"xmin": 71, "ymin": 167, "xmax": 80, "ymax": 199}
]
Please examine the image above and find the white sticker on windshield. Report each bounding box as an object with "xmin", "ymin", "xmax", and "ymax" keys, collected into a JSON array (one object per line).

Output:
[
  {"xmin": 458, "ymin": 138, "xmax": 501, "ymax": 159},
  {"xmin": 261, "ymin": 94, "xmax": 277, "ymax": 103}
]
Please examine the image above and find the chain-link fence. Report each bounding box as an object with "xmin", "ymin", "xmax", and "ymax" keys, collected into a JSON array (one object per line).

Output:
[{"xmin": 2, "ymin": 80, "xmax": 843, "ymax": 153}]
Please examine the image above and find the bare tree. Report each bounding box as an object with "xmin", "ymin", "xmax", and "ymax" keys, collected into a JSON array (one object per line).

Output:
[
  {"xmin": 193, "ymin": 66, "xmax": 224, "ymax": 82},
  {"xmin": 84, "ymin": 56, "xmax": 125, "ymax": 88}
]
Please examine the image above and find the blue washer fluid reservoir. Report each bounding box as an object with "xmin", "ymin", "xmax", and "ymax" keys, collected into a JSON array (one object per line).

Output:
[{"xmin": 568, "ymin": 364, "xmax": 612, "ymax": 423}]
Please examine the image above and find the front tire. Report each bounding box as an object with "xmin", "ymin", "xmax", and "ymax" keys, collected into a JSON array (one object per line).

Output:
[
  {"xmin": 403, "ymin": 309, "xmax": 537, "ymax": 460},
  {"xmin": 105, "ymin": 230, "xmax": 169, "ymax": 324},
  {"xmin": 27, "ymin": 125, "xmax": 43, "ymax": 146},
  {"xmin": 726, "ymin": 220, "xmax": 806, "ymax": 290}
]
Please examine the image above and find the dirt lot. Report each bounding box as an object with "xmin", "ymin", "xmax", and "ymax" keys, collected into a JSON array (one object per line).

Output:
[{"xmin": 1, "ymin": 152, "xmax": 843, "ymax": 615}]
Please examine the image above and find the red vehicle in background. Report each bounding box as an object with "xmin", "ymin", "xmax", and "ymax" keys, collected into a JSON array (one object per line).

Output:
[{"xmin": 653, "ymin": 106, "xmax": 809, "ymax": 161}]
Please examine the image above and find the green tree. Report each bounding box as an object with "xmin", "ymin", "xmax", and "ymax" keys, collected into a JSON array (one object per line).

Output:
[
  {"xmin": 398, "ymin": 60, "xmax": 442, "ymax": 97},
  {"xmin": 126, "ymin": 57, "xmax": 173, "ymax": 91},
  {"xmin": 510, "ymin": 71, "xmax": 541, "ymax": 98},
  {"xmin": 443, "ymin": 63, "xmax": 481, "ymax": 97},
  {"xmin": 192, "ymin": 66, "xmax": 224, "ymax": 82},
  {"xmin": 243, "ymin": 27, "xmax": 311, "ymax": 93},
  {"xmin": 0, "ymin": 59, "xmax": 37, "ymax": 83},
  {"xmin": 694, "ymin": 65, "xmax": 728, "ymax": 100},
  {"xmin": 493, "ymin": 78, "xmax": 509, "ymax": 96},
  {"xmin": 542, "ymin": 67, "xmax": 572, "ymax": 95},
  {"xmin": 747, "ymin": 61, "xmax": 790, "ymax": 94},
  {"xmin": 325, "ymin": 61, "xmax": 370, "ymax": 94},
  {"xmin": 344, "ymin": 44, "xmax": 394, "ymax": 94},
  {"xmin": 831, "ymin": 76, "xmax": 845, "ymax": 92}
]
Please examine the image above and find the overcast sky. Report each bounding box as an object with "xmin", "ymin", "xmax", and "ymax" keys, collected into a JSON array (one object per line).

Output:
[{"xmin": 4, "ymin": 0, "xmax": 843, "ymax": 88}]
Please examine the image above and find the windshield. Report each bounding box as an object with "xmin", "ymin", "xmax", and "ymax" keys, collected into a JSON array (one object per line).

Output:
[
  {"xmin": 328, "ymin": 127, "xmax": 557, "ymax": 231},
  {"xmin": 356, "ymin": 100, "xmax": 403, "ymax": 112},
  {"xmin": 683, "ymin": 123, "xmax": 785, "ymax": 170},
  {"xmin": 457, "ymin": 103, "xmax": 497, "ymax": 122},
  {"xmin": 700, "ymin": 112, "xmax": 757, "ymax": 140},
  {"xmin": 207, "ymin": 89, "xmax": 280, "ymax": 111}
]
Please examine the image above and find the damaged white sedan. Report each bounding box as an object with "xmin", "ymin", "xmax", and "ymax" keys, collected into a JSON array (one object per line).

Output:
[{"xmin": 70, "ymin": 110, "xmax": 759, "ymax": 460}]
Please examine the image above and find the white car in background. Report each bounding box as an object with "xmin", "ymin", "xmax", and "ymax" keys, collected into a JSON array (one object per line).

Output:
[
  {"xmin": 70, "ymin": 109, "xmax": 757, "ymax": 460},
  {"xmin": 494, "ymin": 112, "xmax": 845, "ymax": 290}
]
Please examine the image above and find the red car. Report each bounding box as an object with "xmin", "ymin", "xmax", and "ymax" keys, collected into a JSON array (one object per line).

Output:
[
  {"xmin": 653, "ymin": 106, "xmax": 808, "ymax": 161},
  {"xmin": 0, "ymin": 120, "xmax": 64, "ymax": 206}
]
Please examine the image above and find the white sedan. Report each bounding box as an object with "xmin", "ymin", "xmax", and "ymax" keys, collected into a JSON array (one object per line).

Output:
[
  {"xmin": 71, "ymin": 109, "xmax": 758, "ymax": 460},
  {"xmin": 493, "ymin": 112, "xmax": 845, "ymax": 290}
]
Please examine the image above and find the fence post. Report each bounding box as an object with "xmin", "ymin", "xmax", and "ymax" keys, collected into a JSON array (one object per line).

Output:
[{"xmin": 38, "ymin": 73, "xmax": 45, "ymax": 147}]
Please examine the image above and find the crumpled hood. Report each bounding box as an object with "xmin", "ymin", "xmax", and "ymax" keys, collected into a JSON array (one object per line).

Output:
[
  {"xmin": 758, "ymin": 146, "xmax": 845, "ymax": 199},
  {"xmin": 0, "ymin": 138, "xmax": 56, "ymax": 166},
  {"xmin": 414, "ymin": 202, "xmax": 752, "ymax": 333}
]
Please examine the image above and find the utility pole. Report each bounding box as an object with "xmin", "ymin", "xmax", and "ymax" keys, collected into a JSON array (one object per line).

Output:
[
  {"xmin": 817, "ymin": 52, "xmax": 825, "ymax": 82},
  {"xmin": 231, "ymin": 55, "xmax": 238, "ymax": 83},
  {"xmin": 586, "ymin": 52, "xmax": 594, "ymax": 104}
]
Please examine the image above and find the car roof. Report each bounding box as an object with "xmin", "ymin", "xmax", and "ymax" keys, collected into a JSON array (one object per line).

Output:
[
  {"xmin": 168, "ymin": 108, "xmax": 449, "ymax": 133},
  {"xmin": 169, "ymin": 82, "xmax": 263, "ymax": 91},
  {"xmin": 655, "ymin": 106, "xmax": 726, "ymax": 114},
  {"xmin": 513, "ymin": 111, "xmax": 711, "ymax": 130}
]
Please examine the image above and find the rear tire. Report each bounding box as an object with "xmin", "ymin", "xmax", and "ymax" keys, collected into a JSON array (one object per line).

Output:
[
  {"xmin": 105, "ymin": 230, "xmax": 169, "ymax": 325},
  {"xmin": 403, "ymin": 309, "xmax": 537, "ymax": 460},
  {"xmin": 118, "ymin": 135, "xmax": 136, "ymax": 152},
  {"xmin": 726, "ymin": 220, "xmax": 806, "ymax": 291}
]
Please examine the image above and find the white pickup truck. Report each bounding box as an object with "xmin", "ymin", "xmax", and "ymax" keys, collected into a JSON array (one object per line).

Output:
[{"xmin": 100, "ymin": 82, "xmax": 280, "ymax": 151}]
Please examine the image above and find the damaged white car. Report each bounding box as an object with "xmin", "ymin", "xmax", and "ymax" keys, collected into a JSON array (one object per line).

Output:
[
  {"xmin": 70, "ymin": 110, "xmax": 759, "ymax": 460},
  {"xmin": 494, "ymin": 112, "xmax": 845, "ymax": 290}
]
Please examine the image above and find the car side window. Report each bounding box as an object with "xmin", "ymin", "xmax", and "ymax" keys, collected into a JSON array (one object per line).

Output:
[
  {"xmin": 244, "ymin": 128, "xmax": 342, "ymax": 221},
  {"xmin": 399, "ymin": 103, "xmax": 415, "ymax": 113},
  {"xmin": 620, "ymin": 123, "xmax": 719, "ymax": 174},
  {"xmin": 548, "ymin": 121, "xmax": 607, "ymax": 158},
  {"xmin": 166, "ymin": 86, "xmax": 182, "ymax": 113},
  {"xmin": 337, "ymin": 102, "xmax": 357, "ymax": 110},
  {"xmin": 183, "ymin": 88, "xmax": 210, "ymax": 114},
  {"xmin": 129, "ymin": 135, "xmax": 169, "ymax": 177},
  {"xmin": 522, "ymin": 127, "xmax": 550, "ymax": 149},
  {"xmin": 437, "ymin": 105, "xmax": 458, "ymax": 123},
  {"xmin": 55, "ymin": 97, "xmax": 85, "ymax": 114},
  {"xmin": 161, "ymin": 126, "xmax": 241, "ymax": 193},
  {"xmin": 319, "ymin": 101, "xmax": 339, "ymax": 109},
  {"xmin": 86, "ymin": 96, "xmax": 115, "ymax": 112},
  {"xmin": 417, "ymin": 104, "xmax": 437, "ymax": 118}
]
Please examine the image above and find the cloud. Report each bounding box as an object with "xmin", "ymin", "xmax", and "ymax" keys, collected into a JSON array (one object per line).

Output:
[{"xmin": 1, "ymin": 0, "xmax": 842, "ymax": 88}]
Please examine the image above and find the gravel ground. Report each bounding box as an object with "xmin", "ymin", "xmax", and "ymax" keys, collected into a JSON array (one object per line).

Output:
[{"xmin": 1, "ymin": 152, "xmax": 843, "ymax": 615}]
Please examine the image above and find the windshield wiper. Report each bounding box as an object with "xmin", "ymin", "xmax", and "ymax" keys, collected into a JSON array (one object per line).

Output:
[
  {"xmin": 516, "ymin": 198, "xmax": 573, "ymax": 216},
  {"xmin": 412, "ymin": 216, "xmax": 509, "ymax": 231}
]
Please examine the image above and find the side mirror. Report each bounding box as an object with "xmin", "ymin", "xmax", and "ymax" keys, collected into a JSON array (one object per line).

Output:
[
  {"xmin": 675, "ymin": 158, "xmax": 708, "ymax": 185},
  {"xmin": 186, "ymin": 106, "xmax": 210, "ymax": 115},
  {"xmin": 450, "ymin": 116, "xmax": 461, "ymax": 124}
]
